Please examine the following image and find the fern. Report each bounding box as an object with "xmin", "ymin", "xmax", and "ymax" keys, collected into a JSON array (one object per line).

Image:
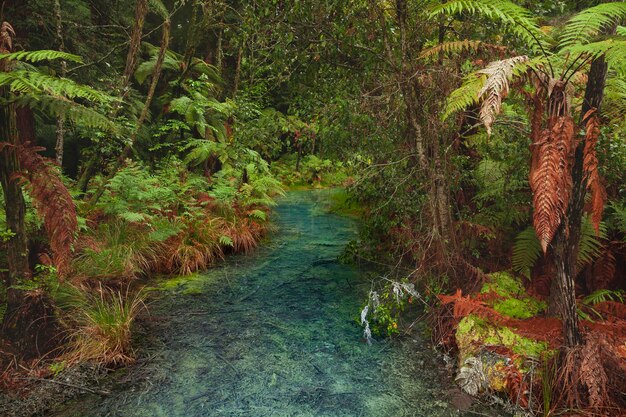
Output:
[
  {"xmin": 442, "ymin": 72, "xmax": 487, "ymax": 120},
  {"xmin": 0, "ymin": 50, "xmax": 82, "ymax": 63},
  {"xmin": 512, "ymin": 226, "xmax": 542, "ymax": 278},
  {"xmin": 477, "ymin": 56, "xmax": 529, "ymax": 134},
  {"xmin": 559, "ymin": 2, "xmax": 626, "ymax": 48},
  {"xmin": 430, "ymin": 0, "xmax": 549, "ymax": 52},
  {"xmin": 604, "ymin": 77, "xmax": 626, "ymax": 119},
  {"xmin": 561, "ymin": 38, "xmax": 626, "ymax": 72},
  {"xmin": 219, "ymin": 235, "xmax": 234, "ymax": 247},
  {"xmin": 419, "ymin": 40, "xmax": 505, "ymax": 60},
  {"xmin": 248, "ymin": 209, "xmax": 267, "ymax": 221},
  {"xmin": 577, "ymin": 216, "xmax": 607, "ymax": 268},
  {"xmin": 583, "ymin": 289, "xmax": 625, "ymax": 306}
]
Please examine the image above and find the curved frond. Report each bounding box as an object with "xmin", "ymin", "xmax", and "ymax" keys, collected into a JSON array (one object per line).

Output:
[
  {"xmin": 559, "ymin": 2, "xmax": 626, "ymax": 48},
  {"xmin": 477, "ymin": 56, "xmax": 529, "ymax": 134},
  {"xmin": 430, "ymin": 0, "xmax": 549, "ymax": 52},
  {"xmin": 443, "ymin": 72, "xmax": 487, "ymax": 120},
  {"xmin": 419, "ymin": 40, "xmax": 506, "ymax": 60},
  {"xmin": 0, "ymin": 70, "xmax": 113, "ymax": 103},
  {"xmin": 577, "ymin": 216, "xmax": 607, "ymax": 268},
  {"xmin": 0, "ymin": 50, "xmax": 82, "ymax": 63},
  {"xmin": 561, "ymin": 38, "xmax": 626, "ymax": 73},
  {"xmin": 512, "ymin": 226, "xmax": 542, "ymax": 278}
]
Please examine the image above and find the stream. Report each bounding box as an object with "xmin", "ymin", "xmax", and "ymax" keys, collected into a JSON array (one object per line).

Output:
[{"xmin": 55, "ymin": 190, "xmax": 492, "ymax": 417}]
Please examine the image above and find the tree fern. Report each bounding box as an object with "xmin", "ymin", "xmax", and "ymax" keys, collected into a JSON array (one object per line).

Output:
[
  {"xmin": 512, "ymin": 226, "xmax": 542, "ymax": 278},
  {"xmin": 559, "ymin": 2, "xmax": 626, "ymax": 48},
  {"xmin": 430, "ymin": 0, "xmax": 549, "ymax": 52}
]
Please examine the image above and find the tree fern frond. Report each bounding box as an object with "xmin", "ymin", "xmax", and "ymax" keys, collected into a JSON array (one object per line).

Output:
[
  {"xmin": 419, "ymin": 40, "xmax": 506, "ymax": 60},
  {"xmin": 577, "ymin": 216, "xmax": 607, "ymax": 268},
  {"xmin": 148, "ymin": 0, "xmax": 169, "ymax": 19},
  {"xmin": 135, "ymin": 47, "xmax": 180, "ymax": 84},
  {"xmin": 561, "ymin": 38, "xmax": 626, "ymax": 72},
  {"xmin": 477, "ymin": 55, "xmax": 529, "ymax": 134},
  {"xmin": 617, "ymin": 25, "xmax": 626, "ymax": 36},
  {"xmin": 13, "ymin": 95, "xmax": 116, "ymax": 132},
  {"xmin": 0, "ymin": 50, "xmax": 82, "ymax": 63},
  {"xmin": 0, "ymin": 70, "xmax": 113, "ymax": 103},
  {"xmin": 559, "ymin": 2, "xmax": 626, "ymax": 48},
  {"xmin": 430, "ymin": 0, "xmax": 549, "ymax": 52},
  {"xmin": 512, "ymin": 226, "xmax": 542, "ymax": 278},
  {"xmin": 442, "ymin": 72, "xmax": 487, "ymax": 120}
]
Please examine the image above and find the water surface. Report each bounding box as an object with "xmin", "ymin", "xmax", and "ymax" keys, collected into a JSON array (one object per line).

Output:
[{"xmin": 57, "ymin": 190, "xmax": 479, "ymax": 417}]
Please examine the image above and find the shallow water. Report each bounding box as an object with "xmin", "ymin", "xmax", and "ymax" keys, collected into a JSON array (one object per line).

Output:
[{"xmin": 56, "ymin": 190, "xmax": 490, "ymax": 417}]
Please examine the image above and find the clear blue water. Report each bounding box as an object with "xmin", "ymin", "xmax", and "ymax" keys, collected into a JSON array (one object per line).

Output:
[{"xmin": 56, "ymin": 190, "xmax": 487, "ymax": 417}]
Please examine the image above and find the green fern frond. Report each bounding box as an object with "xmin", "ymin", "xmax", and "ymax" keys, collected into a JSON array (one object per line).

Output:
[
  {"xmin": 430, "ymin": 0, "xmax": 549, "ymax": 52},
  {"xmin": 443, "ymin": 72, "xmax": 487, "ymax": 120},
  {"xmin": 561, "ymin": 38, "xmax": 626, "ymax": 72},
  {"xmin": 0, "ymin": 50, "xmax": 82, "ymax": 63},
  {"xmin": 148, "ymin": 0, "xmax": 169, "ymax": 18},
  {"xmin": 583, "ymin": 289, "xmax": 625, "ymax": 305},
  {"xmin": 248, "ymin": 209, "xmax": 267, "ymax": 221},
  {"xmin": 617, "ymin": 25, "xmax": 626, "ymax": 36},
  {"xmin": 512, "ymin": 226, "xmax": 542, "ymax": 278},
  {"xmin": 577, "ymin": 216, "xmax": 607, "ymax": 267},
  {"xmin": 0, "ymin": 70, "xmax": 113, "ymax": 103},
  {"xmin": 219, "ymin": 235, "xmax": 234, "ymax": 247},
  {"xmin": 13, "ymin": 95, "xmax": 116, "ymax": 132},
  {"xmin": 559, "ymin": 2, "xmax": 626, "ymax": 48},
  {"xmin": 604, "ymin": 77, "xmax": 626, "ymax": 119}
]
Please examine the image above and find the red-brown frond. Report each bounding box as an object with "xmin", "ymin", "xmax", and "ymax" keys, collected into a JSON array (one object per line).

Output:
[
  {"xmin": 530, "ymin": 117, "xmax": 575, "ymax": 252},
  {"xmin": 10, "ymin": 142, "xmax": 77, "ymax": 276}
]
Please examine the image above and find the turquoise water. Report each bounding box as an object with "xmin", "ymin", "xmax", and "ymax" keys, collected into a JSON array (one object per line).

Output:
[{"xmin": 56, "ymin": 190, "xmax": 485, "ymax": 417}]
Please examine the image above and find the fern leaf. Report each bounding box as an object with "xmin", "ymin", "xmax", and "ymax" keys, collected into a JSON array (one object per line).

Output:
[
  {"xmin": 0, "ymin": 50, "xmax": 82, "ymax": 63},
  {"xmin": 9, "ymin": 143, "xmax": 77, "ymax": 276},
  {"xmin": 512, "ymin": 226, "xmax": 542, "ymax": 278},
  {"xmin": 430, "ymin": 0, "xmax": 549, "ymax": 52},
  {"xmin": 477, "ymin": 56, "xmax": 529, "ymax": 134},
  {"xmin": 561, "ymin": 38, "xmax": 626, "ymax": 72},
  {"xmin": 443, "ymin": 72, "xmax": 487, "ymax": 120},
  {"xmin": 419, "ymin": 40, "xmax": 506, "ymax": 60},
  {"xmin": 530, "ymin": 117, "xmax": 575, "ymax": 252},
  {"xmin": 219, "ymin": 235, "xmax": 234, "ymax": 247},
  {"xmin": 577, "ymin": 216, "xmax": 607, "ymax": 268},
  {"xmin": 559, "ymin": 2, "xmax": 626, "ymax": 48}
]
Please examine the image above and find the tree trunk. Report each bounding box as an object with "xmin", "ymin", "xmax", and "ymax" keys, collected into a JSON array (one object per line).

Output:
[
  {"xmin": 53, "ymin": 0, "xmax": 67, "ymax": 167},
  {"xmin": 77, "ymin": 0, "xmax": 149, "ymax": 195},
  {"xmin": 550, "ymin": 57, "xmax": 608, "ymax": 347},
  {"xmin": 123, "ymin": 0, "xmax": 149, "ymax": 90}
]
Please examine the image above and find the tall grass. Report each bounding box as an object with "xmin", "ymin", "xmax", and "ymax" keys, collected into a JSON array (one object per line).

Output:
[{"xmin": 54, "ymin": 284, "xmax": 145, "ymax": 366}]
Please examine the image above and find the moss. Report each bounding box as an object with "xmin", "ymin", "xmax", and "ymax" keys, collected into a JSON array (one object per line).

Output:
[
  {"xmin": 146, "ymin": 273, "xmax": 209, "ymax": 295},
  {"xmin": 480, "ymin": 272, "xmax": 546, "ymax": 319},
  {"xmin": 457, "ymin": 315, "xmax": 551, "ymax": 359},
  {"xmin": 480, "ymin": 271, "xmax": 524, "ymax": 297}
]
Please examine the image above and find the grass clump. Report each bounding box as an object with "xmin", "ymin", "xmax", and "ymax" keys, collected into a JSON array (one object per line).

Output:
[{"xmin": 53, "ymin": 284, "xmax": 146, "ymax": 366}]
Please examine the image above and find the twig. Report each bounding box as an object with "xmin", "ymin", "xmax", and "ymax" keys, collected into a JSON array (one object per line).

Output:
[{"xmin": 16, "ymin": 377, "xmax": 110, "ymax": 396}]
